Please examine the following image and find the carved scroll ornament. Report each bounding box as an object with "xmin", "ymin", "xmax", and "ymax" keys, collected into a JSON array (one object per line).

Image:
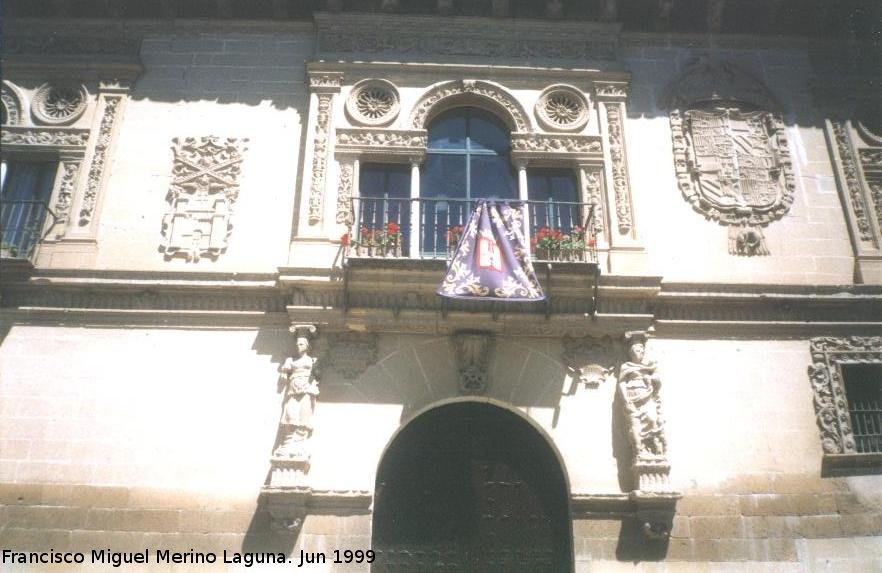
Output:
[
  {"xmin": 808, "ymin": 336, "xmax": 882, "ymax": 455},
  {"xmin": 1, "ymin": 81, "xmax": 22, "ymax": 125}
]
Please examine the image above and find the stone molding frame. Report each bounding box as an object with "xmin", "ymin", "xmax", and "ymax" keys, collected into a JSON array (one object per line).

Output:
[
  {"xmin": 0, "ymin": 79, "xmax": 132, "ymax": 250},
  {"xmin": 665, "ymin": 59, "xmax": 795, "ymax": 257},
  {"xmin": 808, "ymin": 336, "xmax": 882, "ymax": 473},
  {"xmin": 292, "ymin": 62, "xmax": 647, "ymax": 272},
  {"xmin": 826, "ymin": 119, "xmax": 882, "ymax": 283}
]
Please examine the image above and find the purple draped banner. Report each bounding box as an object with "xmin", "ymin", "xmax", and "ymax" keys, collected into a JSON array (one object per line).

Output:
[{"xmin": 437, "ymin": 200, "xmax": 545, "ymax": 302}]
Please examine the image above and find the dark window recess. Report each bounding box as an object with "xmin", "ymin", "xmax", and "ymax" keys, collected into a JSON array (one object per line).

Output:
[
  {"xmin": 842, "ymin": 364, "xmax": 882, "ymax": 454},
  {"xmin": 527, "ymin": 168, "xmax": 581, "ymax": 232},
  {"xmin": 354, "ymin": 163, "xmax": 412, "ymax": 256},
  {"xmin": 0, "ymin": 161, "xmax": 57, "ymax": 259}
]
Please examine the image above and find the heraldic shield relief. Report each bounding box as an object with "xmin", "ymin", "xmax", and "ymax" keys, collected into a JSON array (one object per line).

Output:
[
  {"xmin": 667, "ymin": 59, "xmax": 796, "ymax": 256},
  {"xmin": 437, "ymin": 200, "xmax": 545, "ymax": 302},
  {"xmin": 675, "ymin": 108, "xmax": 794, "ymax": 256}
]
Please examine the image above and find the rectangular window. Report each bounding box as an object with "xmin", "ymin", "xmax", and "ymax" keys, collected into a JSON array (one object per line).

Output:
[
  {"xmin": 0, "ymin": 160, "xmax": 57, "ymax": 259},
  {"xmin": 527, "ymin": 168, "xmax": 581, "ymax": 232},
  {"xmin": 355, "ymin": 163, "xmax": 411, "ymax": 257},
  {"xmin": 842, "ymin": 364, "xmax": 882, "ymax": 454}
]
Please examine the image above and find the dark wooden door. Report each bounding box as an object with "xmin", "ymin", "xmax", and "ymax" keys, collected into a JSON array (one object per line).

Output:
[{"xmin": 372, "ymin": 403, "xmax": 571, "ymax": 572}]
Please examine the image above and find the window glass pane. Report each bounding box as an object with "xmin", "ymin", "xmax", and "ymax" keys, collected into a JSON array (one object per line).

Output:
[
  {"xmin": 356, "ymin": 164, "xmax": 412, "ymax": 256},
  {"xmin": 470, "ymin": 155, "xmax": 516, "ymax": 200},
  {"xmin": 427, "ymin": 112, "xmax": 467, "ymax": 150},
  {"xmin": 528, "ymin": 169, "xmax": 580, "ymax": 232},
  {"xmin": 0, "ymin": 162, "xmax": 56, "ymax": 201},
  {"xmin": 468, "ymin": 110, "xmax": 510, "ymax": 152},
  {"xmin": 421, "ymin": 155, "xmax": 466, "ymax": 199}
]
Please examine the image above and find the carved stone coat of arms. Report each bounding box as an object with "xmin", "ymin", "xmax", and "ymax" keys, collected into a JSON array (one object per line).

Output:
[
  {"xmin": 667, "ymin": 60, "xmax": 795, "ymax": 256},
  {"xmin": 160, "ymin": 136, "xmax": 247, "ymax": 262}
]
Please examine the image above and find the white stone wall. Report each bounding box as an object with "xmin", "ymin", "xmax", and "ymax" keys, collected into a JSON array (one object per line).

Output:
[
  {"xmin": 0, "ymin": 326, "xmax": 840, "ymax": 497},
  {"xmin": 621, "ymin": 46, "xmax": 854, "ymax": 284},
  {"xmin": 92, "ymin": 32, "xmax": 313, "ymax": 272}
]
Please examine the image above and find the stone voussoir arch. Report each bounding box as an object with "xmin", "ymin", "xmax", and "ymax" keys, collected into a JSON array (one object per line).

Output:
[
  {"xmin": 409, "ymin": 79, "xmax": 533, "ymax": 133},
  {"xmin": 1, "ymin": 80, "xmax": 24, "ymax": 125}
]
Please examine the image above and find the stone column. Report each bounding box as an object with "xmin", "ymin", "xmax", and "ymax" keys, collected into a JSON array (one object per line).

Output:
[{"xmin": 410, "ymin": 157, "xmax": 421, "ymax": 257}]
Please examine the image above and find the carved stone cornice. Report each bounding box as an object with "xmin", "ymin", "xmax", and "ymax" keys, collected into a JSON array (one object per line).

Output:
[
  {"xmin": 2, "ymin": 34, "xmax": 143, "ymax": 83},
  {"xmin": 594, "ymin": 81, "xmax": 629, "ymax": 100},
  {"xmin": 808, "ymin": 337, "xmax": 882, "ymax": 464},
  {"xmin": 335, "ymin": 128, "xmax": 428, "ymax": 159},
  {"xmin": 0, "ymin": 126, "xmax": 90, "ymax": 152},
  {"xmin": 308, "ymin": 71, "xmax": 344, "ymax": 94},
  {"xmin": 314, "ymin": 13, "xmax": 619, "ymax": 61},
  {"xmin": 510, "ymin": 133, "xmax": 603, "ymax": 163}
]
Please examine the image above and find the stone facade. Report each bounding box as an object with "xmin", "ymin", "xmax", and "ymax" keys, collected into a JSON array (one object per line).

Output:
[{"xmin": 1, "ymin": 4, "xmax": 881, "ymax": 572}]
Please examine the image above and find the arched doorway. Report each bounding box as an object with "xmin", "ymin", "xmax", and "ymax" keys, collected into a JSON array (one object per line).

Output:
[{"xmin": 372, "ymin": 401, "xmax": 573, "ymax": 572}]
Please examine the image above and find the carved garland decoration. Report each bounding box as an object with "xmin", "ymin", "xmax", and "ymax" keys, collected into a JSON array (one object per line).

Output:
[
  {"xmin": 510, "ymin": 133, "xmax": 601, "ymax": 154},
  {"xmin": 345, "ymin": 79, "xmax": 400, "ymax": 127},
  {"xmin": 31, "ymin": 83, "xmax": 89, "ymax": 126},
  {"xmin": 79, "ymin": 96, "xmax": 121, "ymax": 226},
  {"xmin": 453, "ymin": 332, "xmax": 493, "ymax": 395},
  {"xmin": 308, "ymin": 93, "xmax": 333, "ymax": 225},
  {"xmin": 534, "ymin": 84, "xmax": 590, "ymax": 133},
  {"xmin": 160, "ymin": 136, "xmax": 247, "ymax": 262},
  {"xmin": 580, "ymin": 167, "xmax": 605, "ymax": 236},
  {"xmin": 54, "ymin": 161, "xmax": 80, "ymax": 226},
  {"xmin": 831, "ymin": 121, "xmax": 873, "ymax": 242},
  {"xmin": 0, "ymin": 128, "xmax": 89, "ymax": 147},
  {"xmin": 335, "ymin": 161, "xmax": 354, "ymax": 225},
  {"xmin": 410, "ymin": 79, "xmax": 531, "ymax": 132},
  {"xmin": 606, "ymin": 104, "xmax": 633, "ymax": 234},
  {"xmin": 808, "ymin": 336, "xmax": 882, "ymax": 455}
]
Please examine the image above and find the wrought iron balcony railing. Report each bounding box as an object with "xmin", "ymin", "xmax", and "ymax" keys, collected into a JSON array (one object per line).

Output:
[
  {"xmin": 345, "ymin": 197, "xmax": 597, "ymax": 264},
  {"xmin": 0, "ymin": 199, "xmax": 58, "ymax": 260}
]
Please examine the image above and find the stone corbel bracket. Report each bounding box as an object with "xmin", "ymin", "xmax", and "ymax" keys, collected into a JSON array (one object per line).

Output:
[
  {"xmin": 453, "ymin": 331, "xmax": 493, "ymax": 395},
  {"xmin": 261, "ymin": 487, "xmax": 372, "ymax": 531},
  {"xmin": 510, "ymin": 133, "xmax": 603, "ymax": 166},
  {"xmin": 631, "ymin": 491, "xmax": 682, "ymax": 541}
]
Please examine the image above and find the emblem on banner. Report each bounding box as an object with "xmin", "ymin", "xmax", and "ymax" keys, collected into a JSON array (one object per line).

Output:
[{"xmin": 437, "ymin": 201, "xmax": 544, "ymax": 302}]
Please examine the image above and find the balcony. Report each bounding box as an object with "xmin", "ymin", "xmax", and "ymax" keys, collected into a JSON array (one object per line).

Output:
[
  {"xmin": 344, "ymin": 197, "xmax": 597, "ymax": 264},
  {"xmin": 0, "ymin": 199, "xmax": 57, "ymax": 260}
]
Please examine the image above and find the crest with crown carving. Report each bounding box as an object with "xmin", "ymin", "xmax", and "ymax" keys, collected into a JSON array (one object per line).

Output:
[{"xmin": 666, "ymin": 59, "xmax": 795, "ymax": 256}]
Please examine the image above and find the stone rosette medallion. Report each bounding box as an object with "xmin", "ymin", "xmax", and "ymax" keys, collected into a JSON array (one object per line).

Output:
[
  {"xmin": 31, "ymin": 83, "xmax": 89, "ymax": 126},
  {"xmin": 534, "ymin": 84, "xmax": 590, "ymax": 133},
  {"xmin": 345, "ymin": 78, "xmax": 400, "ymax": 127}
]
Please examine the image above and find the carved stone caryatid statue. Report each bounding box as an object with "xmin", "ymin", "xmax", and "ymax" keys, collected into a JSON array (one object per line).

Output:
[
  {"xmin": 618, "ymin": 332, "xmax": 673, "ymax": 495},
  {"xmin": 274, "ymin": 326, "xmax": 320, "ymax": 460},
  {"xmin": 618, "ymin": 336, "xmax": 666, "ymax": 460}
]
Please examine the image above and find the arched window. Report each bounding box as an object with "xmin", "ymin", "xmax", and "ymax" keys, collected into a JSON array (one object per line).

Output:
[{"xmin": 420, "ymin": 107, "xmax": 516, "ymax": 253}]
